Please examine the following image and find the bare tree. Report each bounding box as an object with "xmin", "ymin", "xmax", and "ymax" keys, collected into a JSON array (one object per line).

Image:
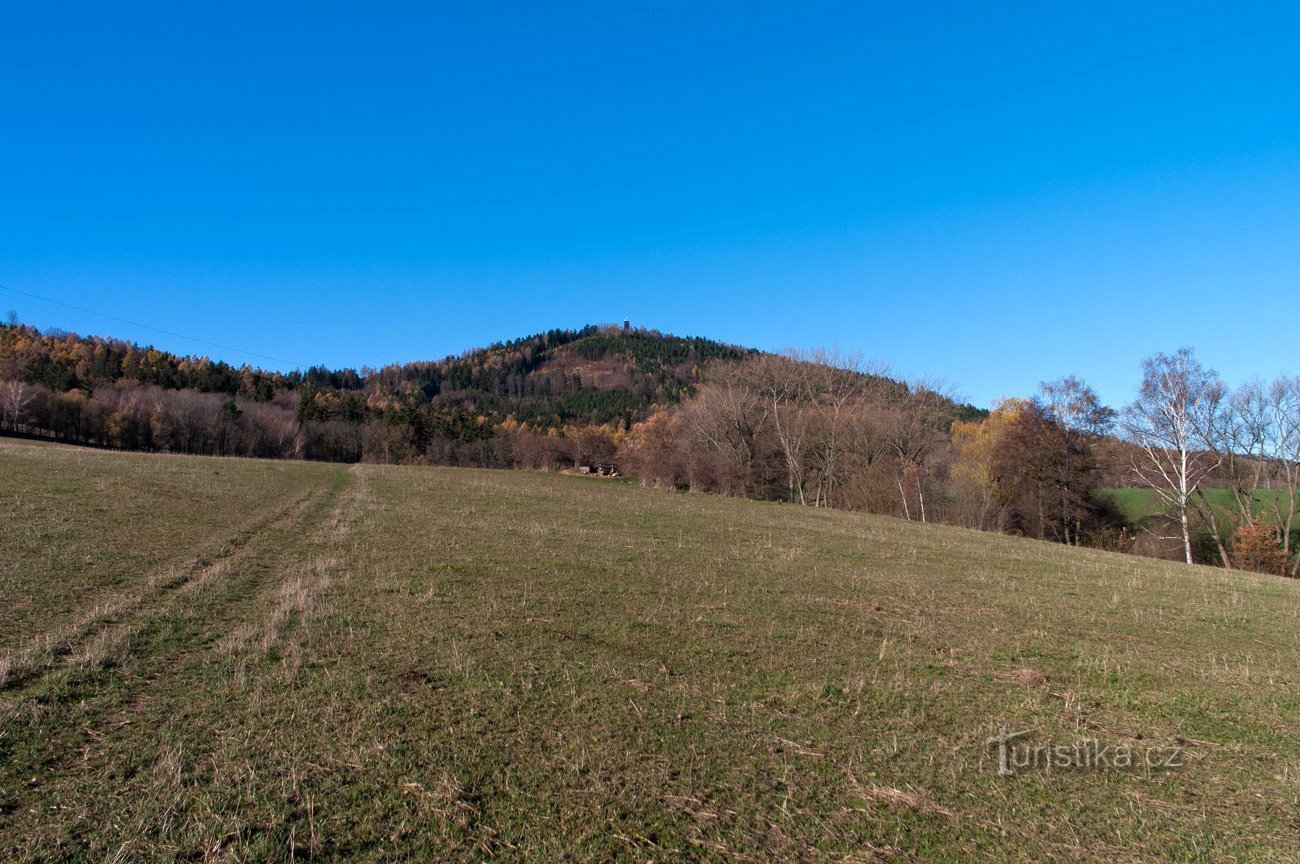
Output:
[
  {"xmin": 681, "ymin": 353, "xmax": 914, "ymax": 509},
  {"xmin": 803, "ymin": 351, "xmax": 885, "ymax": 509},
  {"xmin": 687, "ymin": 362, "xmax": 773, "ymax": 497},
  {"xmin": 1, "ymin": 380, "xmax": 35, "ymax": 431},
  {"xmin": 1188, "ymin": 377, "xmax": 1300, "ymax": 572},
  {"xmin": 1037, "ymin": 376, "xmax": 1115, "ymax": 436},
  {"xmin": 1192, "ymin": 378, "xmax": 1271, "ymax": 567},
  {"xmin": 1220, "ymin": 380, "xmax": 1271, "ymax": 521},
  {"xmin": 880, "ymin": 380, "xmax": 953, "ymax": 522},
  {"xmin": 746, "ymin": 354, "xmax": 812, "ymax": 504},
  {"xmin": 1257, "ymin": 376, "xmax": 1300, "ymax": 576},
  {"xmin": 1123, "ymin": 349, "xmax": 1221, "ymax": 565}
]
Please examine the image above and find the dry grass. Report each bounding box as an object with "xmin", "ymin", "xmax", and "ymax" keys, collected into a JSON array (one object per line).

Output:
[{"xmin": 847, "ymin": 771, "xmax": 959, "ymax": 821}]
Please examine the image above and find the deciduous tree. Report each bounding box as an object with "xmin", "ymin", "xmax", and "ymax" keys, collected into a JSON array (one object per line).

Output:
[{"xmin": 1123, "ymin": 349, "xmax": 1221, "ymax": 565}]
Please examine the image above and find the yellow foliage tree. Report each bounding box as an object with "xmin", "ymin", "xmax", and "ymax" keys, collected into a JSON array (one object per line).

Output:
[{"xmin": 951, "ymin": 398, "xmax": 1033, "ymax": 528}]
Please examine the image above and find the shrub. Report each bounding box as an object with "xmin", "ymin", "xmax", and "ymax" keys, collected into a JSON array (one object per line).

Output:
[{"xmin": 1231, "ymin": 520, "xmax": 1289, "ymax": 576}]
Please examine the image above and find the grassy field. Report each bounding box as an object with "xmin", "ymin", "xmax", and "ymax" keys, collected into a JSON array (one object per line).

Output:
[
  {"xmin": 1104, "ymin": 486, "xmax": 1297, "ymax": 528},
  {"xmin": 3, "ymin": 438, "xmax": 1299, "ymax": 862}
]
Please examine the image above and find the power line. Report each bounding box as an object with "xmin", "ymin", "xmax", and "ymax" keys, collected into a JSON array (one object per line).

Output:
[{"xmin": 0, "ymin": 284, "xmax": 305, "ymax": 369}]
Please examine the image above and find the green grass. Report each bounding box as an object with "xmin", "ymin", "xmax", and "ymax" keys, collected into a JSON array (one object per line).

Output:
[
  {"xmin": 1104, "ymin": 486, "xmax": 1297, "ymax": 527},
  {"xmin": 3, "ymin": 438, "xmax": 1300, "ymax": 862}
]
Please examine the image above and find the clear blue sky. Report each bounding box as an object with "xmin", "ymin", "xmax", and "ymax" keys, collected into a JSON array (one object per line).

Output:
[{"xmin": 3, "ymin": 2, "xmax": 1297, "ymax": 408}]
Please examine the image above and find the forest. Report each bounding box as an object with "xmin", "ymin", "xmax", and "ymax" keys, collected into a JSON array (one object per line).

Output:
[{"xmin": 2, "ymin": 319, "xmax": 1296, "ymax": 575}]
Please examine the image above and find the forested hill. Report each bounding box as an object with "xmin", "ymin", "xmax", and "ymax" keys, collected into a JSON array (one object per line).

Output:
[
  {"xmin": 0, "ymin": 321, "xmax": 748, "ymax": 426},
  {"xmin": 0, "ymin": 322, "xmax": 760, "ymax": 459},
  {"xmin": 0, "ymin": 320, "xmax": 986, "ymax": 464},
  {"xmin": 343, "ymin": 325, "xmax": 756, "ymax": 428}
]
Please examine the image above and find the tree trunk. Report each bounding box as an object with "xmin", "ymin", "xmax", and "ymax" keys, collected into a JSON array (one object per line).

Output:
[
  {"xmin": 1197, "ymin": 496, "xmax": 1233, "ymax": 569},
  {"xmin": 1180, "ymin": 504, "xmax": 1194, "ymax": 565}
]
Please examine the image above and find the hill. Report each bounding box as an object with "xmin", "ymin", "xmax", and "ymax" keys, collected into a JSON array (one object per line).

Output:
[
  {"xmin": 2, "ymin": 437, "xmax": 1297, "ymax": 861},
  {"xmin": 357, "ymin": 324, "xmax": 755, "ymax": 428},
  {"xmin": 0, "ymin": 320, "xmax": 751, "ymax": 429},
  {"xmin": 0, "ymin": 320, "xmax": 982, "ymax": 464}
]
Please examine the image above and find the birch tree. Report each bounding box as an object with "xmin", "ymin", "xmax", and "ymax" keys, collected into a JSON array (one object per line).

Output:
[
  {"xmin": 1123, "ymin": 349, "xmax": 1221, "ymax": 565},
  {"xmin": 1, "ymin": 380, "xmax": 35, "ymax": 431},
  {"xmin": 881, "ymin": 381, "xmax": 952, "ymax": 522}
]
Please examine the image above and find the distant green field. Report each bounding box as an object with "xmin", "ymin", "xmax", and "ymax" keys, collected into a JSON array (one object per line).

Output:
[
  {"xmin": 4, "ymin": 438, "xmax": 1300, "ymax": 862},
  {"xmin": 1103, "ymin": 487, "xmax": 1298, "ymax": 529}
]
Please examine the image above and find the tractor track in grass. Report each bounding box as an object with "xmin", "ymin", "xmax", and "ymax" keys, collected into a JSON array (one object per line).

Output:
[
  {"xmin": 217, "ymin": 463, "xmax": 371, "ymax": 674},
  {"xmin": 0, "ymin": 473, "xmax": 339, "ymax": 694},
  {"xmin": 0, "ymin": 467, "xmax": 361, "ymax": 855}
]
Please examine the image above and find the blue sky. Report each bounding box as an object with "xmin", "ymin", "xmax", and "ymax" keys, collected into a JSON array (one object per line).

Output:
[{"xmin": 3, "ymin": 2, "xmax": 1297, "ymax": 408}]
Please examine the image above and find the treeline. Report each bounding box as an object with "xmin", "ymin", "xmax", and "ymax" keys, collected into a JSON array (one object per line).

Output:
[
  {"xmin": 0, "ymin": 321, "xmax": 745, "ymax": 417},
  {"xmin": 617, "ymin": 353, "xmax": 1126, "ymax": 544},
  {"xmin": 0, "ymin": 383, "xmax": 300, "ymax": 458},
  {"xmin": 1120, "ymin": 349, "xmax": 1299, "ymax": 574},
  {"xmin": 5, "ymin": 318, "xmax": 1293, "ymax": 575},
  {"xmin": 618, "ymin": 349, "xmax": 1300, "ymax": 576},
  {"xmin": 0, "ymin": 321, "xmax": 748, "ymax": 462}
]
